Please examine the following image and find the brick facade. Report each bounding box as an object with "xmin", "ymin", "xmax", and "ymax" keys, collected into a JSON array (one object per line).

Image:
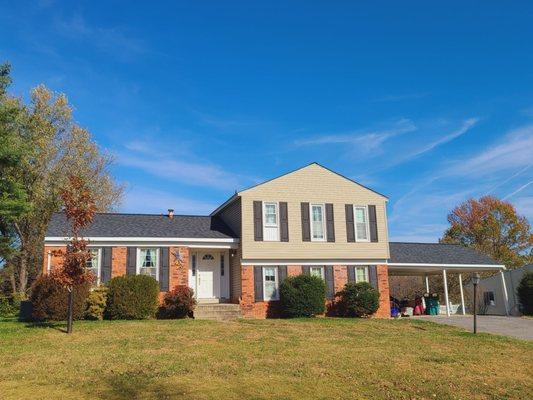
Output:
[
  {"xmin": 239, "ymin": 263, "xmax": 391, "ymax": 319},
  {"xmin": 111, "ymin": 247, "xmax": 127, "ymax": 278},
  {"xmin": 42, "ymin": 246, "xmax": 67, "ymax": 274},
  {"xmin": 169, "ymin": 246, "xmax": 189, "ymax": 290}
]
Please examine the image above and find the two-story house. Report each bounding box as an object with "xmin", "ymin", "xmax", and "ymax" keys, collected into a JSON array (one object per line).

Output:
[{"xmin": 42, "ymin": 163, "xmax": 393, "ymax": 318}]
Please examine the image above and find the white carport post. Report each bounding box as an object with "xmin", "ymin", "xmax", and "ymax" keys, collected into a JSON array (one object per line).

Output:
[
  {"xmin": 500, "ymin": 271, "xmax": 510, "ymax": 316},
  {"xmin": 443, "ymin": 269, "xmax": 450, "ymax": 316},
  {"xmin": 458, "ymin": 273, "xmax": 466, "ymax": 315},
  {"xmin": 425, "ymin": 274, "xmax": 430, "ymax": 293}
]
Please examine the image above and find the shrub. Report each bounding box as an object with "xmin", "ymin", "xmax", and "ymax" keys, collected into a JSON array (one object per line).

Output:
[
  {"xmin": 337, "ymin": 282, "xmax": 380, "ymax": 317},
  {"xmin": 85, "ymin": 286, "xmax": 109, "ymax": 320},
  {"xmin": 29, "ymin": 275, "xmax": 91, "ymax": 321},
  {"xmin": 0, "ymin": 297, "xmax": 17, "ymax": 317},
  {"xmin": 157, "ymin": 286, "xmax": 196, "ymax": 319},
  {"xmin": 517, "ymin": 271, "xmax": 533, "ymax": 316},
  {"xmin": 279, "ymin": 274, "xmax": 326, "ymax": 317},
  {"xmin": 105, "ymin": 274, "xmax": 159, "ymax": 320}
]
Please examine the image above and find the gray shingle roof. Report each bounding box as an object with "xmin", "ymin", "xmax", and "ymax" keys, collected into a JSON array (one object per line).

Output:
[
  {"xmin": 46, "ymin": 213, "xmax": 238, "ymax": 239},
  {"xmin": 389, "ymin": 242, "xmax": 499, "ymax": 265}
]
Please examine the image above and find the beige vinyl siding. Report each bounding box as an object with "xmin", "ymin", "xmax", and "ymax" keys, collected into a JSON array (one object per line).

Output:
[
  {"xmin": 239, "ymin": 164, "xmax": 389, "ymax": 260},
  {"xmin": 230, "ymin": 246, "xmax": 242, "ymax": 301}
]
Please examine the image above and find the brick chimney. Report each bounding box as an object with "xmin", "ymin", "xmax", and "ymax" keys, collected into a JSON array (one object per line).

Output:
[{"xmin": 168, "ymin": 209, "xmax": 174, "ymax": 219}]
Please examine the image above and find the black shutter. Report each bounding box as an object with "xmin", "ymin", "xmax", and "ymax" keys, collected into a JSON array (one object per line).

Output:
[
  {"xmin": 254, "ymin": 266, "xmax": 263, "ymax": 302},
  {"xmin": 325, "ymin": 265, "xmax": 334, "ymax": 299},
  {"xmin": 368, "ymin": 205, "xmax": 378, "ymax": 242},
  {"xmin": 280, "ymin": 202, "xmax": 289, "ymax": 242},
  {"xmin": 126, "ymin": 247, "xmax": 136, "ymax": 275},
  {"xmin": 369, "ymin": 265, "xmax": 378, "ymax": 289},
  {"xmin": 347, "ymin": 266, "xmax": 355, "ymax": 283},
  {"xmin": 278, "ymin": 265, "xmax": 287, "ymax": 284},
  {"xmin": 345, "ymin": 204, "xmax": 355, "ymax": 242},
  {"xmin": 159, "ymin": 247, "xmax": 169, "ymax": 291},
  {"xmin": 325, "ymin": 203, "xmax": 335, "ymax": 242},
  {"xmin": 101, "ymin": 247, "xmax": 112, "ymax": 284},
  {"xmin": 302, "ymin": 265, "xmax": 310, "ymax": 275},
  {"xmin": 253, "ymin": 201, "xmax": 263, "ymax": 241},
  {"xmin": 301, "ymin": 202, "xmax": 310, "ymax": 241}
]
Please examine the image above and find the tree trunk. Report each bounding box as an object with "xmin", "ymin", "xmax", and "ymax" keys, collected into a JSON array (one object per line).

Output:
[
  {"xmin": 9, "ymin": 269, "xmax": 17, "ymax": 295},
  {"xmin": 67, "ymin": 286, "xmax": 74, "ymax": 334},
  {"xmin": 18, "ymin": 256, "xmax": 27, "ymax": 294}
]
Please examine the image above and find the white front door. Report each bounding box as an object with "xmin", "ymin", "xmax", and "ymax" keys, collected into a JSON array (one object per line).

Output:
[{"xmin": 197, "ymin": 252, "xmax": 218, "ymax": 299}]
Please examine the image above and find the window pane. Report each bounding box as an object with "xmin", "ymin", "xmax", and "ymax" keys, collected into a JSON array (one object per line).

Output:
[
  {"xmin": 265, "ymin": 204, "xmax": 277, "ymax": 225},
  {"xmin": 355, "ymin": 208, "xmax": 366, "ymax": 223},
  {"xmin": 140, "ymin": 249, "xmax": 157, "ymax": 279},
  {"xmin": 263, "ymin": 267, "xmax": 278, "ymax": 300},
  {"xmin": 312, "ymin": 205, "xmax": 324, "ymax": 239},
  {"xmin": 310, "ymin": 266, "xmax": 324, "ymax": 279},
  {"xmin": 356, "ymin": 267, "xmax": 368, "ymax": 283}
]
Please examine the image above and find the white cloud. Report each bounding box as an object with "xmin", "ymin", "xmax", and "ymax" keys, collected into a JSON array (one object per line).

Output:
[
  {"xmin": 503, "ymin": 180, "xmax": 533, "ymax": 200},
  {"xmin": 122, "ymin": 187, "xmax": 218, "ymax": 215},
  {"xmin": 118, "ymin": 154, "xmax": 243, "ymax": 191},
  {"xmin": 294, "ymin": 118, "xmax": 416, "ymax": 153},
  {"xmin": 449, "ymin": 124, "xmax": 533, "ymax": 177}
]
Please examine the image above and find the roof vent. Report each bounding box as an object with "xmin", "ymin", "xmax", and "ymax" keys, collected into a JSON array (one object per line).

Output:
[{"xmin": 168, "ymin": 209, "xmax": 174, "ymax": 219}]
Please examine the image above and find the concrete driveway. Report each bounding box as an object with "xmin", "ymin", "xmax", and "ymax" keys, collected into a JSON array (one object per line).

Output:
[{"xmin": 413, "ymin": 315, "xmax": 533, "ymax": 340}]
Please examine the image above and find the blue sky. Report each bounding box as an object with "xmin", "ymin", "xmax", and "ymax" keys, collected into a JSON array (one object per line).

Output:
[{"xmin": 2, "ymin": 1, "xmax": 533, "ymax": 242}]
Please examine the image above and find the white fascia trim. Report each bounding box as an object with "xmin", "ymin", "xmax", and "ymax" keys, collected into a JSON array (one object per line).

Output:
[
  {"xmin": 45, "ymin": 236, "xmax": 239, "ymax": 243},
  {"xmin": 242, "ymin": 259, "xmax": 388, "ymax": 266},
  {"xmin": 388, "ymin": 263, "xmax": 506, "ymax": 269}
]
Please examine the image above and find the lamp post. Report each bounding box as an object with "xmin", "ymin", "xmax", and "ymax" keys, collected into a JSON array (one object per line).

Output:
[{"xmin": 472, "ymin": 273, "xmax": 480, "ymax": 334}]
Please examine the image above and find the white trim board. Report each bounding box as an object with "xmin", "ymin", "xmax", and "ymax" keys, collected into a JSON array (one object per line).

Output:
[
  {"xmin": 388, "ymin": 263, "xmax": 505, "ymax": 269},
  {"xmin": 45, "ymin": 236, "xmax": 239, "ymax": 243},
  {"xmin": 241, "ymin": 259, "xmax": 388, "ymax": 266}
]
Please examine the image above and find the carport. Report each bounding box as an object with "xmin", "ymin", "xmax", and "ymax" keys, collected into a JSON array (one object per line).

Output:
[{"xmin": 388, "ymin": 242, "xmax": 509, "ymax": 316}]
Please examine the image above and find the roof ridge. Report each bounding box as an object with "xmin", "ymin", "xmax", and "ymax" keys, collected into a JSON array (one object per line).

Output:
[
  {"xmin": 53, "ymin": 212, "xmax": 212, "ymax": 218},
  {"xmin": 390, "ymin": 241, "xmax": 463, "ymax": 246}
]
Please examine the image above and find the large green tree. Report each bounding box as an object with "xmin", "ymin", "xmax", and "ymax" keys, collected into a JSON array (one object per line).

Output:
[
  {"xmin": 0, "ymin": 64, "xmax": 31, "ymax": 291},
  {"xmin": 441, "ymin": 196, "xmax": 532, "ymax": 269},
  {"xmin": 0, "ymin": 63, "xmax": 123, "ymax": 296}
]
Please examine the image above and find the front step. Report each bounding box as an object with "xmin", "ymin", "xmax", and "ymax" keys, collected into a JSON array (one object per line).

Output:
[{"xmin": 194, "ymin": 303, "xmax": 241, "ymax": 321}]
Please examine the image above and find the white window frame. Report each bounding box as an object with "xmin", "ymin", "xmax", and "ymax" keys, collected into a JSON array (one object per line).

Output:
[
  {"xmin": 310, "ymin": 203, "xmax": 326, "ymax": 242},
  {"xmin": 355, "ymin": 266, "xmax": 369, "ymax": 283},
  {"xmin": 86, "ymin": 248, "xmax": 102, "ymax": 285},
  {"xmin": 263, "ymin": 202, "xmax": 280, "ymax": 241},
  {"xmin": 262, "ymin": 266, "xmax": 279, "ymax": 301},
  {"xmin": 310, "ymin": 266, "xmax": 325, "ymax": 280},
  {"xmin": 136, "ymin": 247, "xmax": 160, "ymax": 281},
  {"xmin": 353, "ymin": 205, "xmax": 370, "ymax": 242}
]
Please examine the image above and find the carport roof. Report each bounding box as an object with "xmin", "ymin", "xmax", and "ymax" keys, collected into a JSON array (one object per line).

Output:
[{"xmin": 388, "ymin": 242, "xmax": 505, "ymax": 276}]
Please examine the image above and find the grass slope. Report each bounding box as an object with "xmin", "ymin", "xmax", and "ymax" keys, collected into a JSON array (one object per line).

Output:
[{"xmin": 0, "ymin": 317, "xmax": 532, "ymax": 400}]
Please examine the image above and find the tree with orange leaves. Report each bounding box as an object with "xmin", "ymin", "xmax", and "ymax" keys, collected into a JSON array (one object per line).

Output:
[
  {"xmin": 441, "ymin": 196, "xmax": 532, "ymax": 269},
  {"xmin": 51, "ymin": 175, "xmax": 97, "ymax": 333}
]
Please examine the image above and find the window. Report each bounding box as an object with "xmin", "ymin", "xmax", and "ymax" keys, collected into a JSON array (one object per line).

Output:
[
  {"xmin": 355, "ymin": 266, "xmax": 369, "ymax": 283},
  {"xmin": 483, "ymin": 291, "xmax": 495, "ymax": 306},
  {"xmin": 310, "ymin": 266, "xmax": 325, "ymax": 280},
  {"xmin": 220, "ymin": 254, "xmax": 225, "ymax": 276},
  {"xmin": 263, "ymin": 266, "xmax": 279, "ymax": 301},
  {"xmin": 310, "ymin": 204, "xmax": 326, "ymax": 241},
  {"xmin": 138, "ymin": 248, "xmax": 159, "ymax": 280},
  {"xmin": 263, "ymin": 202, "xmax": 279, "ymax": 241},
  {"xmin": 202, "ymin": 254, "xmax": 214, "ymax": 260},
  {"xmin": 86, "ymin": 248, "xmax": 101, "ymax": 283},
  {"xmin": 354, "ymin": 206, "xmax": 370, "ymax": 242}
]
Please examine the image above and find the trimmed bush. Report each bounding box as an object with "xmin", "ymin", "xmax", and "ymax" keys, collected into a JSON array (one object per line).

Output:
[
  {"xmin": 337, "ymin": 282, "xmax": 380, "ymax": 317},
  {"xmin": 29, "ymin": 275, "xmax": 91, "ymax": 321},
  {"xmin": 85, "ymin": 286, "xmax": 108, "ymax": 320},
  {"xmin": 517, "ymin": 271, "xmax": 533, "ymax": 316},
  {"xmin": 157, "ymin": 286, "xmax": 196, "ymax": 319},
  {"xmin": 279, "ymin": 274, "xmax": 326, "ymax": 317},
  {"xmin": 105, "ymin": 275, "xmax": 159, "ymax": 320}
]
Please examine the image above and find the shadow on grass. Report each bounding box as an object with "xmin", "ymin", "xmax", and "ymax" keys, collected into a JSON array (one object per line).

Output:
[
  {"xmin": 24, "ymin": 321, "xmax": 68, "ymax": 333},
  {"xmin": 99, "ymin": 370, "xmax": 188, "ymax": 400}
]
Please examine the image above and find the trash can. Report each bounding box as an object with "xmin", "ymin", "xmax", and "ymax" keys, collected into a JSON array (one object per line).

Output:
[{"xmin": 424, "ymin": 293, "xmax": 440, "ymax": 315}]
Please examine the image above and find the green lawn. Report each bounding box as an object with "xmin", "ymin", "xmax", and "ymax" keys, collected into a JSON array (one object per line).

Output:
[{"xmin": 0, "ymin": 317, "xmax": 532, "ymax": 400}]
